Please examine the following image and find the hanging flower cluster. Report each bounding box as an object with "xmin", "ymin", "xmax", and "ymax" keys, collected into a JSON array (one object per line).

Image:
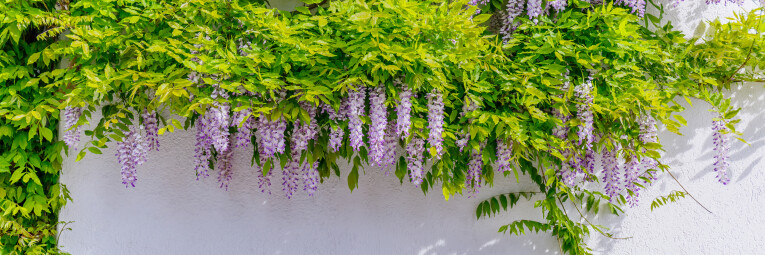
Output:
[
  {"xmin": 712, "ymin": 118, "xmax": 731, "ymax": 185},
  {"xmin": 116, "ymin": 125, "xmax": 148, "ymax": 187},
  {"xmin": 63, "ymin": 106, "xmax": 83, "ymax": 150},
  {"xmin": 496, "ymin": 139, "xmax": 513, "ymax": 173},
  {"xmin": 574, "ymin": 71, "xmax": 597, "ymax": 176},
  {"xmin": 369, "ymin": 86, "xmax": 388, "ymax": 166},
  {"xmin": 348, "ymin": 87, "xmax": 366, "ymax": 152},
  {"xmin": 406, "ymin": 135, "xmax": 426, "ymax": 186},
  {"xmin": 601, "ymin": 141, "xmax": 622, "ymax": 202},
  {"xmin": 395, "ymin": 79, "xmax": 412, "ymax": 139},
  {"xmin": 142, "ymin": 110, "xmax": 160, "ymax": 151},
  {"xmin": 427, "ymin": 90, "xmax": 444, "ymax": 158}
]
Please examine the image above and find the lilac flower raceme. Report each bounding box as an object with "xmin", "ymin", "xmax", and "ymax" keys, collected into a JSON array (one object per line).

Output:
[
  {"xmin": 142, "ymin": 109, "xmax": 160, "ymax": 151},
  {"xmin": 466, "ymin": 143, "xmax": 485, "ymax": 194},
  {"xmin": 232, "ymin": 108, "xmax": 256, "ymax": 148},
  {"xmin": 290, "ymin": 102, "xmax": 318, "ymax": 153},
  {"xmin": 193, "ymin": 116, "xmax": 213, "ymax": 179},
  {"xmin": 427, "ymin": 90, "xmax": 444, "ymax": 158},
  {"xmin": 217, "ymin": 137, "xmax": 235, "ymax": 190},
  {"xmin": 500, "ymin": 0, "xmax": 525, "ymax": 42},
  {"xmin": 303, "ymin": 161, "xmax": 319, "ymax": 196},
  {"xmin": 369, "ymin": 86, "xmax": 388, "ymax": 165},
  {"xmin": 601, "ymin": 143, "xmax": 621, "ymax": 202},
  {"xmin": 322, "ymin": 102, "xmax": 346, "ymax": 152},
  {"xmin": 381, "ymin": 123, "xmax": 399, "ymax": 174},
  {"xmin": 575, "ymin": 71, "xmax": 596, "ymax": 174},
  {"xmin": 116, "ymin": 125, "xmax": 148, "ymax": 188},
  {"xmin": 348, "ymin": 87, "xmax": 367, "ymax": 151},
  {"xmin": 395, "ymin": 79, "xmax": 412, "ymax": 139},
  {"xmin": 547, "ymin": 0, "xmax": 568, "ymax": 14},
  {"xmin": 255, "ymin": 157, "xmax": 272, "ymax": 195},
  {"xmin": 615, "ymin": 0, "xmax": 646, "ymax": 18},
  {"xmin": 283, "ymin": 101, "xmax": 319, "ymax": 198},
  {"xmin": 256, "ymin": 115, "xmax": 287, "ymax": 159},
  {"xmin": 63, "ymin": 106, "xmax": 83, "ymax": 150},
  {"xmin": 496, "ymin": 139, "xmax": 513, "ymax": 173},
  {"xmin": 282, "ymin": 153, "xmax": 301, "ymax": 199},
  {"xmin": 209, "ymin": 86, "xmax": 231, "ymax": 153},
  {"xmin": 624, "ymin": 154, "xmax": 641, "ymax": 207},
  {"xmin": 526, "ymin": 0, "xmax": 543, "ymax": 21},
  {"xmin": 712, "ymin": 119, "xmax": 731, "ymax": 185},
  {"xmin": 406, "ymin": 136, "xmax": 425, "ymax": 186}
]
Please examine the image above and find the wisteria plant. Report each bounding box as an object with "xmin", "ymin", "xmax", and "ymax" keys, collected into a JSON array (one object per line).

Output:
[{"xmin": 2, "ymin": 0, "xmax": 764, "ymax": 254}]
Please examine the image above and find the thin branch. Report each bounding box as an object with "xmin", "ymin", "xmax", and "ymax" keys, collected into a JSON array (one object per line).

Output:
[
  {"xmin": 666, "ymin": 170, "xmax": 713, "ymax": 214},
  {"xmin": 725, "ymin": 12, "xmax": 763, "ymax": 83},
  {"xmin": 565, "ymin": 193, "xmax": 633, "ymax": 240}
]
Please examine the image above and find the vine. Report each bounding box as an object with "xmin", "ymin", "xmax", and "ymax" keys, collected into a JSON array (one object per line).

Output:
[{"xmin": 1, "ymin": 0, "xmax": 763, "ymax": 254}]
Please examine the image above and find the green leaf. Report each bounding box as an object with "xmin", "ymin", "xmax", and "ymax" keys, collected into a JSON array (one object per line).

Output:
[
  {"xmin": 88, "ymin": 147, "xmax": 103, "ymax": 155},
  {"xmin": 75, "ymin": 150, "xmax": 87, "ymax": 162},
  {"xmin": 27, "ymin": 52, "xmax": 41, "ymax": 64},
  {"xmin": 348, "ymin": 168, "xmax": 359, "ymax": 192}
]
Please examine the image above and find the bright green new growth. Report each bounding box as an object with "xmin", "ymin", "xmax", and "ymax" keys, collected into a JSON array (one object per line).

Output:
[{"xmin": 1, "ymin": 0, "xmax": 764, "ymax": 254}]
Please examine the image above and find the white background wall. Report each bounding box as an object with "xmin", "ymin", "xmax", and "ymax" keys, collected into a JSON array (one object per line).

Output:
[{"xmin": 58, "ymin": 1, "xmax": 765, "ymax": 255}]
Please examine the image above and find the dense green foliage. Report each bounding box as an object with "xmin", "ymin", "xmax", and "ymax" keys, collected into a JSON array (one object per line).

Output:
[
  {"xmin": 0, "ymin": 0, "xmax": 763, "ymax": 254},
  {"xmin": 0, "ymin": 0, "xmax": 70, "ymax": 254}
]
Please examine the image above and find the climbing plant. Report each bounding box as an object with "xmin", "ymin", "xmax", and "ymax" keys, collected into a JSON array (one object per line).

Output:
[
  {"xmin": 2, "ymin": 0, "xmax": 764, "ymax": 254},
  {"xmin": 0, "ymin": 0, "xmax": 71, "ymax": 254}
]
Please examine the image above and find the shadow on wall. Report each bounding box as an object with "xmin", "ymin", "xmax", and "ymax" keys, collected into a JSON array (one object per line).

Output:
[{"xmin": 589, "ymin": 81, "xmax": 765, "ymax": 254}]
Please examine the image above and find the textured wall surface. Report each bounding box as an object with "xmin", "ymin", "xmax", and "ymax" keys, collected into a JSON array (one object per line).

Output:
[{"xmin": 58, "ymin": 2, "xmax": 765, "ymax": 255}]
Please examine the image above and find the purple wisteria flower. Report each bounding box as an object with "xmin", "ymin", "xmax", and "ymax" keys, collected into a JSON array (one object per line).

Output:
[
  {"xmin": 712, "ymin": 119, "xmax": 731, "ymax": 185},
  {"xmin": 615, "ymin": 0, "xmax": 647, "ymax": 18},
  {"xmin": 623, "ymin": 154, "xmax": 640, "ymax": 207},
  {"xmin": 381, "ymin": 123, "xmax": 398, "ymax": 175},
  {"xmin": 500, "ymin": 0, "xmax": 525, "ymax": 42},
  {"xmin": 193, "ymin": 116, "xmax": 213, "ymax": 179},
  {"xmin": 348, "ymin": 87, "xmax": 367, "ymax": 152},
  {"xmin": 254, "ymin": 157, "xmax": 272, "ymax": 195},
  {"xmin": 283, "ymin": 101, "xmax": 319, "ymax": 198},
  {"xmin": 547, "ymin": 0, "xmax": 568, "ymax": 14},
  {"xmin": 116, "ymin": 125, "xmax": 148, "ymax": 188},
  {"xmin": 395, "ymin": 79, "xmax": 412, "ymax": 139},
  {"xmin": 217, "ymin": 137, "xmax": 235, "ymax": 190},
  {"xmin": 406, "ymin": 136, "xmax": 425, "ymax": 186},
  {"xmin": 427, "ymin": 90, "xmax": 444, "ymax": 158},
  {"xmin": 575, "ymin": 71, "xmax": 596, "ymax": 174},
  {"xmin": 526, "ymin": 0, "xmax": 543, "ymax": 21},
  {"xmin": 282, "ymin": 154, "xmax": 301, "ymax": 199},
  {"xmin": 256, "ymin": 114, "xmax": 287, "ymax": 159},
  {"xmin": 303, "ymin": 161, "xmax": 319, "ymax": 196},
  {"xmin": 209, "ymin": 86, "xmax": 231, "ymax": 153},
  {"xmin": 322, "ymin": 101, "xmax": 346, "ymax": 152},
  {"xmin": 466, "ymin": 143, "xmax": 485, "ymax": 195},
  {"xmin": 290, "ymin": 102, "xmax": 318, "ymax": 153},
  {"xmin": 142, "ymin": 109, "xmax": 160, "ymax": 151},
  {"xmin": 369, "ymin": 86, "xmax": 388, "ymax": 165},
  {"xmin": 496, "ymin": 139, "xmax": 513, "ymax": 173},
  {"xmin": 63, "ymin": 106, "xmax": 83, "ymax": 151},
  {"xmin": 601, "ymin": 142, "xmax": 621, "ymax": 202},
  {"xmin": 232, "ymin": 108, "xmax": 256, "ymax": 148}
]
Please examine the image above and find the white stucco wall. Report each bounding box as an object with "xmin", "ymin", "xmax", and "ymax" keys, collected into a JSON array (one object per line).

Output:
[{"xmin": 58, "ymin": 2, "xmax": 765, "ymax": 255}]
